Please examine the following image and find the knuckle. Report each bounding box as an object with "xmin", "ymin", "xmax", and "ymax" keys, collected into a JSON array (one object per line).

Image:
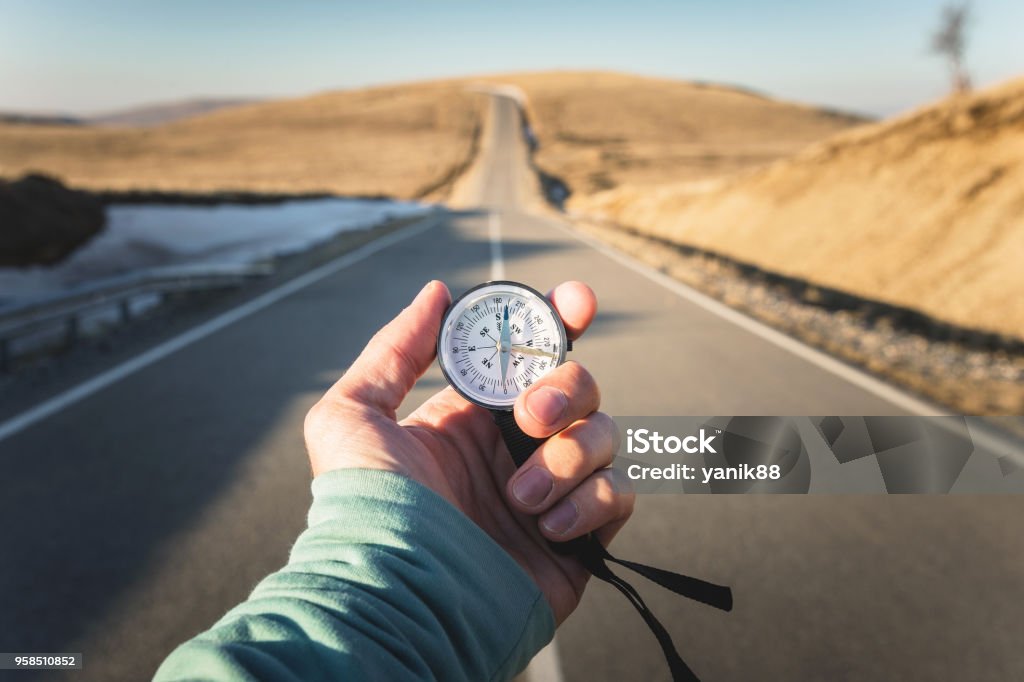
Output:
[
  {"xmin": 588, "ymin": 412, "xmax": 619, "ymax": 457},
  {"xmin": 620, "ymin": 487, "xmax": 636, "ymax": 517},
  {"xmin": 553, "ymin": 362, "xmax": 600, "ymax": 408},
  {"xmin": 578, "ymin": 370, "xmax": 601, "ymax": 407},
  {"xmin": 578, "ymin": 417, "xmax": 615, "ymax": 466},
  {"xmin": 304, "ymin": 400, "xmax": 328, "ymax": 436},
  {"xmin": 304, "ymin": 397, "xmax": 361, "ymax": 439},
  {"xmin": 560, "ymin": 360, "xmax": 591, "ymax": 386},
  {"xmin": 609, "ymin": 465, "xmax": 636, "ymax": 495},
  {"xmin": 544, "ymin": 435, "xmax": 590, "ymax": 479},
  {"xmin": 591, "ymin": 470, "xmax": 618, "ymax": 504},
  {"xmin": 595, "ymin": 469, "xmax": 634, "ymax": 517},
  {"xmin": 383, "ymin": 336, "xmax": 421, "ymax": 389},
  {"xmin": 543, "ymin": 416, "xmax": 614, "ymax": 477}
]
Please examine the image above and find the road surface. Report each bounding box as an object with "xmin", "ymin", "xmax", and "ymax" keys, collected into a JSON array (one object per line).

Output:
[{"xmin": 1, "ymin": 95, "xmax": 1022, "ymax": 681}]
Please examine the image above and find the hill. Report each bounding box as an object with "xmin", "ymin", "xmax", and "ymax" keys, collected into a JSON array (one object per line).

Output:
[
  {"xmin": 0, "ymin": 82, "xmax": 485, "ymax": 199},
  {"xmin": 477, "ymin": 71, "xmax": 867, "ymax": 200},
  {"xmin": 578, "ymin": 77, "xmax": 1024, "ymax": 339},
  {"xmin": 0, "ymin": 71, "xmax": 860, "ymax": 203}
]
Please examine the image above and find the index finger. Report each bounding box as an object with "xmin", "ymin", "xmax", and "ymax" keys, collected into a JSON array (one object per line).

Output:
[{"xmin": 548, "ymin": 281, "xmax": 596, "ymax": 341}]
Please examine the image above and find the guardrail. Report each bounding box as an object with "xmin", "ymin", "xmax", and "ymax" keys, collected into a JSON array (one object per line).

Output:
[{"xmin": 0, "ymin": 263, "xmax": 272, "ymax": 371}]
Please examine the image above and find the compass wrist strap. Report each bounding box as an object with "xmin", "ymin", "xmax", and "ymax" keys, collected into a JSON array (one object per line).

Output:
[
  {"xmin": 491, "ymin": 410, "xmax": 733, "ymax": 682},
  {"xmin": 492, "ymin": 410, "xmax": 546, "ymax": 467}
]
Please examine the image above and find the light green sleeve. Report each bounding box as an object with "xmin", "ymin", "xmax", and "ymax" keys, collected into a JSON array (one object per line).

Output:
[{"xmin": 155, "ymin": 469, "xmax": 555, "ymax": 681}]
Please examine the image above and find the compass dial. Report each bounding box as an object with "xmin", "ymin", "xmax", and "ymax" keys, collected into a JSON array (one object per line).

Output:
[{"xmin": 437, "ymin": 281, "xmax": 567, "ymax": 409}]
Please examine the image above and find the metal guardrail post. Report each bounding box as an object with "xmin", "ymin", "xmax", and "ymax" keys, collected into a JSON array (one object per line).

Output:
[
  {"xmin": 0, "ymin": 338, "xmax": 8, "ymax": 373},
  {"xmin": 120, "ymin": 299, "xmax": 132, "ymax": 324}
]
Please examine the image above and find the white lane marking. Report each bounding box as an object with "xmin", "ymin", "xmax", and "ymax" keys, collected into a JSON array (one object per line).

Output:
[
  {"xmin": 489, "ymin": 211, "xmax": 506, "ymax": 281},
  {"xmin": 0, "ymin": 215, "xmax": 442, "ymax": 445},
  {"xmin": 549, "ymin": 218, "xmax": 1024, "ymax": 463},
  {"xmin": 490, "ymin": 208, "xmax": 563, "ymax": 682},
  {"xmin": 522, "ymin": 639, "xmax": 565, "ymax": 682}
]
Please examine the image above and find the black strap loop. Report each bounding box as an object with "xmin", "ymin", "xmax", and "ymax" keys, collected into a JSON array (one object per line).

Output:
[
  {"xmin": 605, "ymin": 552, "xmax": 734, "ymax": 613},
  {"xmin": 492, "ymin": 410, "xmax": 734, "ymax": 682},
  {"xmin": 493, "ymin": 410, "xmax": 545, "ymax": 467},
  {"xmin": 597, "ymin": 562, "xmax": 699, "ymax": 682}
]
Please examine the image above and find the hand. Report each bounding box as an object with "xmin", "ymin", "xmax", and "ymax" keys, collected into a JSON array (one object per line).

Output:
[{"xmin": 304, "ymin": 280, "xmax": 633, "ymax": 623}]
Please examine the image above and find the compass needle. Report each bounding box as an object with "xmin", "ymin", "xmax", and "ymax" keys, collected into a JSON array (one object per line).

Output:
[
  {"xmin": 510, "ymin": 345, "xmax": 559, "ymax": 359},
  {"xmin": 499, "ymin": 304, "xmax": 511, "ymax": 383}
]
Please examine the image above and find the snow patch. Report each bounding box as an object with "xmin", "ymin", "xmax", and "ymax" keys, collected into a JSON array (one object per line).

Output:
[{"xmin": 0, "ymin": 198, "xmax": 428, "ymax": 306}]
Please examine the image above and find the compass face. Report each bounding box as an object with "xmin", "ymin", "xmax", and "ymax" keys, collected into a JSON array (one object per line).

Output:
[{"xmin": 438, "ymin": 281, "xmax": 567, "ymax": 409}]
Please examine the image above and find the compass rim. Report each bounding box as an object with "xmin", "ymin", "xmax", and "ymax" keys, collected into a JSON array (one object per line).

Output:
[{"xmin": 436, "ymin": 280, "xmax": 568, "ymax": 411}]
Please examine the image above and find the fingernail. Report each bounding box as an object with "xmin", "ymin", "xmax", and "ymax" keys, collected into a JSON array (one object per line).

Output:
[
  {"xmin": 542, "ymin": 499, "xmax": 579, "ymax": 535},
  {"xmin": 526, "ymin": 386, "xmax": 567, "ymax": 426},
  {"xmin": 512, "ymin": 467, "xmax": 554, "ymax": 507}
]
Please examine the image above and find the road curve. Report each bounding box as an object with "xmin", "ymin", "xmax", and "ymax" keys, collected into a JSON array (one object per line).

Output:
[{"xmin": 0, "ymin": 94, "xmax": 1022, "ymax": 681}]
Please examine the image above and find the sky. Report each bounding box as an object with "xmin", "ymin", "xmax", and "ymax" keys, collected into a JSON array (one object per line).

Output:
[{"xmin": 2, "ymin": 0, "xmax": 1023, "ymax": 118}]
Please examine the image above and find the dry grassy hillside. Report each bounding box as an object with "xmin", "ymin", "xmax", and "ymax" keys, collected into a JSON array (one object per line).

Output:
[
  {"xmin": 0, "ymin": 83, "xmax": 484, "ymax": 199},
  {"xmin": 0, "ymin": 71, "xmax": 859, "ymax": 203},
  {"xmin": 581, "ymin": 77, "xmax": 1024, "ymax": 339},
  {"xmin": 477, "ymin": 71, "xmax": 866, "ymax": 200}
]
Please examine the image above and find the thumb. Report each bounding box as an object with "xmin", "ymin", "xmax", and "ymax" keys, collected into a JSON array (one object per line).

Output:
[{"xmin": 331, "ymin": 280, "xmax": 451, "ymax": 416}]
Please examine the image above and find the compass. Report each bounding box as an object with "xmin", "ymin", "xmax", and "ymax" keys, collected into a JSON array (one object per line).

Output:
[{"xmin": 437, "ymin": 281, "xmax": 569, "ymax": 411}]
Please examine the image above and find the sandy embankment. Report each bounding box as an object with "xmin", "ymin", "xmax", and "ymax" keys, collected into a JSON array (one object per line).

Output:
[{"xmin": 568, "ymin": 78, "xmax": 1024, "ymax": 341}]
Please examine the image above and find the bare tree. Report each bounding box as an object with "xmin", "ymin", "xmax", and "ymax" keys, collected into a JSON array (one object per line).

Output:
[{"xmin": 931, "ymin": 3, "xmax": 972, "ymax": 93}]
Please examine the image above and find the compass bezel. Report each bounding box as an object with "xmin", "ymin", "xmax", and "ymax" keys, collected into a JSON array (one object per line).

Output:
[{"xmin": 436, "ymin": 280, "xmax": 568, "ymax": 411}]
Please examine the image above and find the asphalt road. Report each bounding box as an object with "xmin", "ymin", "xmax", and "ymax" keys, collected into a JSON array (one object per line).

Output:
[{"xmin": 2, "ymin": 95, "xmax": 1022, "ymax": 682}]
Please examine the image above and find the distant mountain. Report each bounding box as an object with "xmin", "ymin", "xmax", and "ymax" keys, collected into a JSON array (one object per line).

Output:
[
  {"xmin": 0, "ymin": 112, "xmax": 84, "ymax": 126},
  {"xmin": 88, "ymin": 98, "xmax": 262, "ymax": 126},
  {"xmin": 0, "ymin": 98, "xmax": 261, "ymax": 128}
]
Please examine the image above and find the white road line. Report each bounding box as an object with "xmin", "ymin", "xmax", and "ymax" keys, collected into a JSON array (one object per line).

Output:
[
  {"xmin": 0, "ymin": 214, "xmax": 441, "ymax": 445},
  {"xmin": 549, "ymin": 217, "xmax": 1024, "ymax": 463},
  {"xmin": 503, "ymin": 206, "xmax": 565, "ymax": 682},
  {"xmin": 489, "ymin": 211, "xmax": 506, "ymax": 280}
]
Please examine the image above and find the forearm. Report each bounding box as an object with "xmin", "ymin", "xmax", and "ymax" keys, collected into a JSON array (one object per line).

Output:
[{"xmin": 155, "ymin": 469, "xmax": 554, "ymax": 681}]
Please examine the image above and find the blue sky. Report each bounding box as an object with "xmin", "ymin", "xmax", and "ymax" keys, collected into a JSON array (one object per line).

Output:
[{"xmin": 2, "ymin": 0, "xmax": 1022, "ymax": 117}]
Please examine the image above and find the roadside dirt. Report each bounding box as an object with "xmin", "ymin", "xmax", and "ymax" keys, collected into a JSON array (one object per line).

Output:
[{"xmin": 575, "ymin": 218, "xmax": 1024, "ymax": 416}]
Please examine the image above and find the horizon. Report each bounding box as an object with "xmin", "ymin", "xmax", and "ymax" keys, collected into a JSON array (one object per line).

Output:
[
  {"xmin": 1, "ymin": 68, "xmax": 899, "ymax": 121},
  {"xmin": 2, "ymin": 1, "xmax": 1023, "ymax": 118}
]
